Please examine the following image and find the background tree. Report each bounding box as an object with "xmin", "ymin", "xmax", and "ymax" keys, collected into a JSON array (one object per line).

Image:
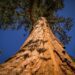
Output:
[{"xmin": 0, "ymin": 0, "xmax": 73, "ymax": 45}]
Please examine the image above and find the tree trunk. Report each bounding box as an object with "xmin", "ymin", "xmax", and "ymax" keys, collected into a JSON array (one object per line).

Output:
[{"xmin": 0, "ymin": 17, "xmax": 75, "ymax": 75}]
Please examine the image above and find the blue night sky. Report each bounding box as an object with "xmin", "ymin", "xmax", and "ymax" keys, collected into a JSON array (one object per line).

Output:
[{"xmin": 0, "ymin": 0, "xmax": 75, "ymax": 63}]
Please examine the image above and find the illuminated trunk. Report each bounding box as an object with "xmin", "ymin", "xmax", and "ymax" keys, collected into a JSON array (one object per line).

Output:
[{"xmin": 0, "ymin": 17, "xmax": 75, "ymax": 75}]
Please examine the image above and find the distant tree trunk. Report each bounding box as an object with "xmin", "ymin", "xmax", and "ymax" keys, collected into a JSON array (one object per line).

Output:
[{"xmin": 0, "ymin": 17, "xmax": 75, "ymax": 75}]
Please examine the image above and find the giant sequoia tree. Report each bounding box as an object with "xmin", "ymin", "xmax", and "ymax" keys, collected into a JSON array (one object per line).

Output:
[{"xmin": 0, "ymin": 0, "xmax": 75, "ymax": 75}]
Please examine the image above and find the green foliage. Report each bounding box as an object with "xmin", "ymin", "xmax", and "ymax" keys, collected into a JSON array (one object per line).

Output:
[
  {"xmin": 0, "ymin": 50, "xmax": 2, "ymax": 54},
  {"xmin": 70, "ymin": 56, "xmax": 75, "ymax": 62},
  {"xmin": 0, "ymin": 0, "xmax": 64, "ymax": 25},
  {"xmin": 0, "ymin": 0, "xmax": 73, "ymax": 45},
  {"xmin": 72, "ymin": 58, "xmax": 75, "ymax": 62}
]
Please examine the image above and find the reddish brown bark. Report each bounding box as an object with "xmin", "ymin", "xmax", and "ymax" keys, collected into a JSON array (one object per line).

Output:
[{"xmin": 0, "ymin": 17, "xmax": 75, "ymax": 75}]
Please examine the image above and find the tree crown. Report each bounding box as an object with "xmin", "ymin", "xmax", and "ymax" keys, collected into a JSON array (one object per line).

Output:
[{"xmin": 0, "ymin": 0, "xmax": 73, "ymax": 45}]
